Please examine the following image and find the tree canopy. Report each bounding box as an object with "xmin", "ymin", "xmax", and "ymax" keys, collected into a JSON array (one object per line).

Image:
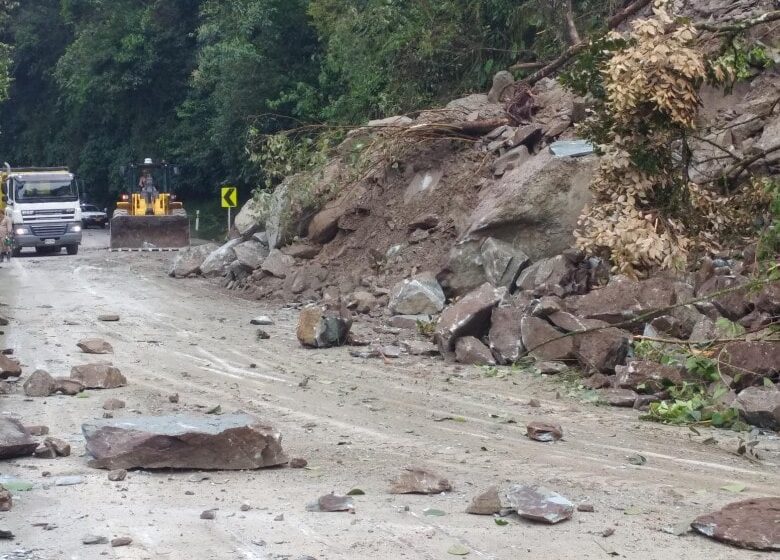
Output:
[{"xmin": 0, "ymin": 0, "xmax": 613, "ymax": 206}]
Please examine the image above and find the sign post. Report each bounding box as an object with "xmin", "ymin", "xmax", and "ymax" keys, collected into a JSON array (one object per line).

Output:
[{"xmin": 221, "ymin": 186, "xmax": 238, "ymax": 233}]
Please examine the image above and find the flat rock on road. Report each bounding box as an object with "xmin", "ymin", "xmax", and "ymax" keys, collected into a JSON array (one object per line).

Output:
[{"xmin": 0, "ymin": 229, "xmax": 777, "ymax": 559}]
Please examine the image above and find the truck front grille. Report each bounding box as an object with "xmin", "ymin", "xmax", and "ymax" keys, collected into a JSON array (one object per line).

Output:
[{"xmin": 31, "ymin": 224, "xmax": 68, "ymax": 237}]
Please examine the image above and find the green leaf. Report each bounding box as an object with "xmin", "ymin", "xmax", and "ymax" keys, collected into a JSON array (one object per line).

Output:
[
  {"xmin": 763, "ymin": 377, "xmax": 775, "ymax": 388},
  {"xmin": 624, "ymin": 506, "xmax": 647, "ymax": 515},
  {"xmin": 347, "ymin": 489, "xmax": 365, "ymax": 496},
  {"xmin": 447, "ymin": 544, "xmax": 470, "ymax": 556},
  {"xmin": 0, "ymin": 479, "xmax": 33, "ymax": 492},
  {"xmin": 720, "ymin": 483, "xmax": 746, "ymax": 493},
  {"xmin": 494, "ymin": 518, "xmax": 509, "ymax": 526},
  {"xmin": 423, "ymin": 508, "xmax": 446, "ymax": 516},
  {"xmin": 627, "ymin": 454, "xmax": 647, "ymax": 466}
]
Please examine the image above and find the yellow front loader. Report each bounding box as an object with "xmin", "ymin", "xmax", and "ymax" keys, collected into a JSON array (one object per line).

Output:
[{"xmin": 110, "ymin": 159, "xmax": 190, "ymax": 249}]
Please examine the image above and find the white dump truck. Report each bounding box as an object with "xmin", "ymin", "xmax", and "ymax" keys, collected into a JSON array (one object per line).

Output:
[{"xmin": 1, "ymin": 164, "xmax": 83, "ymax": 256}]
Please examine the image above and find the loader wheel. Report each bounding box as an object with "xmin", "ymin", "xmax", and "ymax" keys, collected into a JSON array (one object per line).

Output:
[
  {"xmin": 66, "ymin": 244, "xmax": 79, "ymax": 255},
  {"xmin": 112, "ymin": 209, "xmax": 129, "ymax": 218},
  {"xmin": 172, "ymin": 208, "xmax": 187, "ymax": 217}
]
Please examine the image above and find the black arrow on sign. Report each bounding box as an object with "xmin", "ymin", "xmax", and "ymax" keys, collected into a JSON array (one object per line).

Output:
[{"xmin": 223, "ymin": 188, "xmax": 236, "ymax": 207}]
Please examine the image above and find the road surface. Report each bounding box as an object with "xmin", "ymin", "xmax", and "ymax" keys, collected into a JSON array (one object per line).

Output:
[{"xmin": 0, "ymin": 229, "xmax": 777, "ymax": 560}]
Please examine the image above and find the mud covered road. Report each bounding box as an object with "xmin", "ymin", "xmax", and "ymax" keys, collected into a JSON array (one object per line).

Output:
[{"xmin": 0, "ymin": 230, "xmax": 777, "ymax": 560}]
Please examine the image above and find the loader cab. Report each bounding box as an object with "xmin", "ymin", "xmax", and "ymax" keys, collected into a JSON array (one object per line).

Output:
[{"xmin": 121, "ymin": 159, "xmax": 180, "ymax": 197}]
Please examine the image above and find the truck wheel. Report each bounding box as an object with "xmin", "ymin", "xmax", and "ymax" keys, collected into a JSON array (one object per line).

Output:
[
  {"xmin": 12, "ymin": 248, "xmax": 21, "ymax": 258},
  {"xmin": 66, "ymin": 244, "xmax": 79, "ymax": 255}
]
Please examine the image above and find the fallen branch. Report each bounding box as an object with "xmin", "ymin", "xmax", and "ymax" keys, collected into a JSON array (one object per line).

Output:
[
  {"xmin": 694, "ymin": 10, "xmax": 780, "ymax": 34},
  {"xmin": 405, "ymin": 118, "xmax": 509, "ymax": 139},
  {"xmin": 607, "ymin": 0, "xmax": 652, "ymax": 29}
]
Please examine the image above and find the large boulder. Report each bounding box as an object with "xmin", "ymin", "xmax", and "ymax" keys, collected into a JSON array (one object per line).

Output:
[
  {"xmin": 515, "ymin": 255, "xmax": 577, "ymax": 295},
  {"xmin": 265, "ymin": 180, "xmax": 293, "ymax": 249},
  {"xmin": 719, "ymin": 341, "xmax": 780, "ymax": 390},
  {"xmin": 82, "ymin": 413, "xmax": 288, "ymax": 470},
  {"xmin": 574, "ymin": 327, "xmax": 630, "ymax": 373},
  {"xmin": 78, "ymin": 338, "xmax": 113, "ymax": 355},
  {"xmin": 697, "ymin": 275, "xmax": 753, "ymax": 321},
  {"xmin": 615, "ymin": 360, "xmax": 684, "ymax": 393},
  {"xmin": 0, "ymin": 418, "xmax": 37, "ymax": 459},
  {"xmin": 487, "ymin": 70, "xmax": 514, "ymax": 103},
  {"xmin": 481, "ymin": 238, "xmax": 531, "ymax": 290},
  {"xmin": 489, "ymin": 306, "xmax": 526, "ymax": 365},
  {"xmin": 233, "ymin": 239, "xmax": 269, "ymax": 270},
  {"xmin": 435, "ymin": 283, "xmax": 504, "ymax": 354},
  {"xmin": 437, "ymin": 240, "xmax": 488, "ymax": 297},
  {"xmin": 692, "ymin": 498, "xmax": 780, "ymax": 552},
  {"xmin": 389, "ymin": 273, "xmax": 446, "ymax": 316},
  {"xmin": 234, "ymin": 197, "xmax": 268, "ymax": 237},
  {"xmin": 296, "ymin": 305, "xmax": 352, "ymax": 349},
  {"xmin": 567, "ymin": 275, "xmax": 677, "ymax": 327},
  {"xmin": 455, "ymin": 336, "xmax": 496, "ymax": 366},
  {"xmin": 71, "ymin": 363, "xmax": 127, "ymax": 389},
  {"xmin": 464, "ymin": 151, "xmax": 595, "ymax": 261},
  {"xmin": 200, "ymin": 239, "xmax": 242, "ymax": 278},
  {"xmin": 735, "ymin": 387, "xmax": 780, "ymax": 430},
  {"xmin": 169, "ymin": 243, "xmax": 219, "ymax": 278},
  {"xmin": 520, "ymin": 316, "xmax": 574, "ymax": 361},
  {"xmin": 261, "ymin": 249, "xmax": 295, "ymax": 279}
]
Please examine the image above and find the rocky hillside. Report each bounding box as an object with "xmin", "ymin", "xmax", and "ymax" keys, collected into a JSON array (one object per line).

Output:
[{"xmin": 171, "ymin": 0, "xmax": 780, "ymax": 432}]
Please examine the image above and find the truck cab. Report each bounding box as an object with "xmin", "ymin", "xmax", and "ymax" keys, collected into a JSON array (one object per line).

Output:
[{"xmin": 2, "ymin": 165, "xmax": 83, "ymax": 256}]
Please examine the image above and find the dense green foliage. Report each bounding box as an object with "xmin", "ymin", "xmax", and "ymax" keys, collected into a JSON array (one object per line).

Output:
[{"xmin": 0, "ymin": 0, "xmax": 613, "ymax": 207}]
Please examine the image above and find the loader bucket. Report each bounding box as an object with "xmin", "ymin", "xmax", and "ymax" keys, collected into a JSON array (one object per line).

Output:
[{"xmin": 110, "ymin": 215, "xmax": 190, "ymax": 249}]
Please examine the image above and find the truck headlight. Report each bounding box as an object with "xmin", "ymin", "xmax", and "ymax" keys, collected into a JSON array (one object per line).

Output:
[
  {"xmin": 15, "ymin": 227, "xmax": 30, "ymax": 235},
  {"xmin": 68, "ymin": 223, "xmax": 82, "ymax": 233}
]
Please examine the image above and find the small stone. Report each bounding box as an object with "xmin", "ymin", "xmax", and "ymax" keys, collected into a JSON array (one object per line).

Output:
[
  {"xmin": 0, "ymin": 529, "xmax": 13, "ymax": 540},
  {"xmin": 108, "ymin": 469, "xmax": 127, "ymax": 482},
  {"xmin": 82, "ymin": 535, "xmax": 108, "ymax": 545},
  {"xmin": 307, "ymin": 494, "xmax": 355, "ymax": 513},
  {"xmin": 200, "ymin": 509, "xmax": 216, "ymax": 520},
  {"xmin": 98, "ymin": 314, "xmax": 120, "ymax": 322},
  {"xmin": 111, "ymin": 537, "xmax": 132, "ymax": 547},
  {"xmin": 256, "ymin": 329, "xmax": 271, "ymax": 340},
  {"xmin": 102, "ymin": 398, "xmax": 126, "ymax": 411},
  {"xmin": 0, "ymin": 485, "xmax": 11, "ymax": 511},
  {"xmin": 169, "ymin": 393, "xmax": 179, "ymax": 403},
  {"xmin": 34, "ymin": 444, "xmax": 57, "ymax": 459},
  {"xmin": 389, "ymin": 466, "xmax": 451, "ymax": 494},
  {"xmin": 578, "ymin": 503, "xmax": 595, "ymax": 512},
  {"xmin": 289, "ymin": 457, "xmax": 308, "ymax": 469},
  {"xmin": 274, "ymin": 513, "xmax": 284, "ymax": 521},
  {"xmin": 55, "ymin": 475, "xmax": 84, "ymax": 486},
  {"xmin": 240, "ymin": 502, "xmax": 251, "ymax": 512}
]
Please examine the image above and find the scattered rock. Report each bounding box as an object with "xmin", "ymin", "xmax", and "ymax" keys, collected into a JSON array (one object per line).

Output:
[
  {"xmin": 82, "ymin": 413, "xmax": 288, "ymax": 470},
  {"xmin": 568, "ymin": 275, "xmax": 676, "ymax": 326},
  {"xmin": 111, "ymin": 537, "xmax": 132, "ymax": 547},
  {"xmin": 581, "ymin": 373, "xmax": 612, "ymax": 390},
  {"xmin": 53, "ymin": 377, "xmax": 86, "ymax": 396},
  {"xmin": 82, "ymin": 535, "xmax": 108, "ymax": 545},
  {"xmin": 601, "ymin": 388, "xmax": 639, "ymax": 407},
  {"xmin": 44, "ymin": 437, "xmax": 71, "ymax": 457},
  {"xmin": 240, "ymin": 502, "xmax": 251, "ymax": 512},
  {"xmin": 536, "ymin": 361, "xmax": 569, "ymax": 374},
  {"xmin": 256, "ymin": 329, "xmax": 271, "ymax": 340},
  {"xmin": 389, "ymin": 467, "xmax": 452, "ymax": 494},
  {"xmin": 169, "ymin": 243, "xmax": 220, "ymax": 278},
  {"xmin": 77, "ymin": 338, "xmax": 114, "ymax": 355},
  {"xmin": 466, "ymin": 486, "xmax": 501, "ymax": 515},
  {"xmin": 389, "ymin": 273, "xmax": 446, "ymax": 316},
  {"xmin": 692, "ymin": 498, "xmax": 780, "ymax": 551},
  {"xmin": 487, "ymin": 70, "xmax": 514, "ymax": 103},
  {"xmin": 736, "ymin": 387, "xmax": 780, "ymax": 430},
  {"xmin": 615, "ymin": 360, "xmax": 684, "ymax": 393},
  {"xmin": 697, "ymin": 275, "xmax": 752, "ymax": 321},
  {"xmin": 55, "ymin": 475, "xmax": 83, "ymax": 486},
  {"xmin": 26, "ymin": 425, "xmax": 49, "ymax": 436},
  {"xmin": 34, "ymin": 444, "xmax": 56, "ymax": 459},
  {"xmin": 481, "ymin": 238, "xmax": 531, "ymax": 289},
  {"xmin": 296, "ymin": 305, "xmax": 352, "ymax": 349},
  {"xmin": 574, "ymin": 327, "xmax": 631, "ymax": 373},
  {"xmin": 520, "ymin": 316, "xmax": 574, "ymax": 361},
  {"xmin": 70, "ymin": 363, "xmax": 127, "ymax": 389},
  {"xmin": 492, "ymin": 145, "xmax": 532, "ymax": 176},
  {"xmin": 0, "ymin": 418, "xmax": 38, "ymax": 459},
  {"xmin": 578, "ymin": 503, "xmax": 595, "ymax": 513},
  {"xmin": 503, "ymin": 484, "xmax": 574, "ymax": 524},
  {"xmin": 200, "ymin": 509, "xmax": 216, "ymax": 520},
  {"xmin": 307, "ymin": 493, "xmax": 355, "ymax": 513},
  {"xmin": 23, "ymin": 370, "xmax": 57, "ymax": 397},
  {"xmin": 0, "ymin": 485, "xmax": 11, "ymax": 512},
  {"xmin": 108, "ymin": 469, "xmax": 127, "ymax": 482},
  {"xmin": 347, "ymin": 290, "xmax": 377, "ymax": 314},
  {"xmin": 250, "ymin": 316, "xmax": 274, "ymax": 326},
  {"xmin": 289, "ymin": 457, "xmax": 308, "ymax": 469},
  {"xmin": 282, "ymin": 242, "xmax": 321, "ymax": 260},
  {"xmin": 0, "ymin": 354, "xmax": 22, "ymax": 379},
  {"xmin": 169, "ymin": 393, "xmax": 179, "ymax": 404},
  {"xmin": 0, "ymin": 529, "xmax": 13, "ymax": 539},
  {"xmin": 102, "ymin": 398, "xmax": 126, "ymax": 411},
  {"xmin": 526, "ymin": 421, "xmax": 563, "ymax": 442},
  {"xmin": 455, "ymin": 336, "xmax": 496, "ymax": 366},
  {"xmin": 98, "ymin": 314, "xmax": 120, "ymax": 322},
  {"xmin": 435, "ymin": 283, "xmax": 504, "ymax": 354}
]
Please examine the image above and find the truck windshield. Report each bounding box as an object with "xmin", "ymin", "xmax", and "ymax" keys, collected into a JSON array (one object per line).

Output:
[{"xmin": 15, "ymin": 180, "xmax": 78, "ymax": 203}]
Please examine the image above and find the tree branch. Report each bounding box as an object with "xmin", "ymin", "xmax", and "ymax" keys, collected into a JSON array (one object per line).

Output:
[
  {"xmin": 563, "ymin": 0, "xmax": 582, "ymax": 45},
  {"xmin": 607, "ymin": 0, "xmax": 652, "ymax": 29},
  {"xmin": 694, "ymin": 10, "xmax": 780, "ymax": 33}
]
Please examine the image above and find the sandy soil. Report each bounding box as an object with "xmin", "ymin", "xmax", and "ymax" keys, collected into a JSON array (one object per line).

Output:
[{"xmin": 0, "ymin": 229, "xmax": 777, "ymax": 560}]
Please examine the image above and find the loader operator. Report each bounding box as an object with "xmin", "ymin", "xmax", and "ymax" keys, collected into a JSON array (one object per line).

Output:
[{"xmin": 139, "ymin": 172, "xmax": 158, "ymax": 208}]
